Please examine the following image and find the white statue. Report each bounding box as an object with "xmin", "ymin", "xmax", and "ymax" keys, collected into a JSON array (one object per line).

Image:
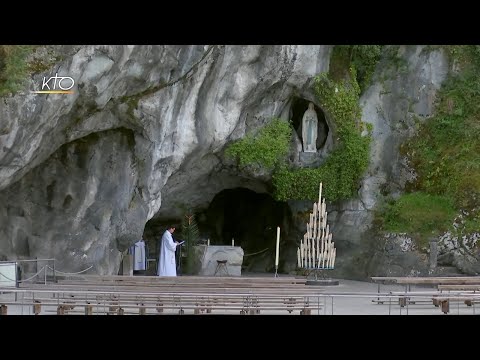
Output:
[{"xmin": 302, "ymin": 102, "xmax": 318, "ymax": 152}]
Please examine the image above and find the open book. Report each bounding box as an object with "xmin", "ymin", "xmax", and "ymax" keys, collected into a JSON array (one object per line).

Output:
[{"xmin": 177, "ymin": 241, "xmax": 185, "ymax": 246}]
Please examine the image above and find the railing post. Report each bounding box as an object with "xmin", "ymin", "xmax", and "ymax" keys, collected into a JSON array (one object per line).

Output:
[{"xmin": 85, "ymin": 304, "xmax": 93, "ymax": 315}]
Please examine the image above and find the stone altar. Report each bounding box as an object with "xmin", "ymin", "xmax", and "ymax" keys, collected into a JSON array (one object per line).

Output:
[{"xmin": 192, "ymin": 245, "xmax": 244, "ymax": 276}]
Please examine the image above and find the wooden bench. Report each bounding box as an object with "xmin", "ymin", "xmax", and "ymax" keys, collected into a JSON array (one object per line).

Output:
[
  {"xmin": 386, "ymin": 288, "xmax": 480, "ymax": 309},
  {"xmin": 431, "ymin": 295, "xmax": 480, "ymax": 314},
  {"xmin": 437, "ymin": 285, "xmax": 480, "ymax": 307},
  {"xmin": 2, "ymin": 284, "xmax": 324, "ymax": 315},
  {"xmin": 56, "ymin": 274, "xmax": 308, "ymax": 284},
  {"xmin": 385, "ymin": 290, "xmax": 480, "ymax": 314},
  {"xmin": 46, "ymin": 293, "xmax": 320, "ymax": 315},
  {"xmin": 0, "ymin": 300, "xmax": 88, "ymax": 315},
  {"xmin": 55, "ymin": 279, "xmax": 309, "ymax": 288},
  {"xmin": 1, "ymin": 273, "xmax": 326, "ymax": 315},
  {"xmin": 372, "ymin": 276, "xmax": 480, "ymax": 304},
  {"xmin": 372, "ymin": 276, "xmax": 480, "ymax": 287},
  {"xmin": 6, "ymin": 295, "xmax": 320, "ymax": 315}
]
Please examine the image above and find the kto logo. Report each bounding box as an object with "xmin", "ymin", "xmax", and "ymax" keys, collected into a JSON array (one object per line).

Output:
[{"xmin": 32, "ymin": 73, "xmax": 75, "ymax": 94}]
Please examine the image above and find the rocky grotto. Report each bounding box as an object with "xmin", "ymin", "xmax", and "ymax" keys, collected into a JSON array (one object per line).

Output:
[{"xmin": 1, "ymin": 45, "xmax": 479, "ymax": 279}]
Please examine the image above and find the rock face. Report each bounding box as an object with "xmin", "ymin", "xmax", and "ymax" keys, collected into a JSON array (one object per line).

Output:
[
  {"xmin": 437, "ymin": 230, "xmax": 480, "ymax": 275},
  {"xmin": 324, "ymin": 46, "xmax": 451, "ymax": 279},
  {"xmin": 366, "ymin": 233, "xmax": 429, "ymax": 277},
  {"xmin": 3, "ymin": 44, "xmax": 474, "ymax": 278},
  {"xmin": 359, "ymin": 46, "xmax": 449, "ymax": 210},
  {"xmin": 0, "ymin": 45, "xmax": 332, "ymax": 274},
  {"xmin": 0, "ymin": 129, "xmax": 148, "ymax": 274}
]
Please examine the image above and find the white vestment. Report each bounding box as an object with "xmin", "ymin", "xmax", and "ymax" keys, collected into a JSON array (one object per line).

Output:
[
  {"xmin": 157, "ymin": 230, "xmax": 178, "ymax": 276},
  {"xmin": 133, "ymin": 240, "xmax": 146, "ymax": 271}
]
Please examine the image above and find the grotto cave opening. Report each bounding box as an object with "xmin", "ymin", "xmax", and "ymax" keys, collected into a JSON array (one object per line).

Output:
[{"xmin": 143, "ymin": 187, "xmax": 296, "ymax": 273}]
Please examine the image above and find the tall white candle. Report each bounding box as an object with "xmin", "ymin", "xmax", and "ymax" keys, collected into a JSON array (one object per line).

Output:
[
  {"xmin": 232, "ymin": 238, "xmax": 234, "ymax": 246},
  {"xmin": 275, "ymin": 227, "xmax": 280, "ymax": 267},
  {"xmin": 318, "ymin": 182, "xmax": 322, "ymax": 205},
  {"xmin": 300, "ymin": 241, "xmax": 304, "ymax": 268},
  {"xmin": 297, "ymin": 248, "xmax": 301, "ymax": 268},
  {"xmin": 207, "ymin": 238, "xmax": 210, "ymax": 246}
]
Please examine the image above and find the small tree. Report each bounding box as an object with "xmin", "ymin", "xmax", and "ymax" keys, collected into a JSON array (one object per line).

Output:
[{"xmin": 181, "ymin": 212, "xmax": 200, "ymax": 274}]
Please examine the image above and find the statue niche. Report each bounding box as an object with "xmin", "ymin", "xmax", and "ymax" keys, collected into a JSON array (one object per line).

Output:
[{"xmin": 301, "ymin": 102, "xmax": 318, "ymax": 153}]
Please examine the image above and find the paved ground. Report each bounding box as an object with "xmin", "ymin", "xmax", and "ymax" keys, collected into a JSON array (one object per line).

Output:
[
  {"xmin": 316, "ymin": 279, "xmax": 478, "ymax": 315},
  {"xmin": 1, "ymin": 278, "xmax": 478, "ymax": 315}
]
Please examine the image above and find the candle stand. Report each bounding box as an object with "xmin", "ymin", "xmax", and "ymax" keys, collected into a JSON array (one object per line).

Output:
[{"xmin": 296, "ymin": 182, "xmax": 339, "ymax": 286}]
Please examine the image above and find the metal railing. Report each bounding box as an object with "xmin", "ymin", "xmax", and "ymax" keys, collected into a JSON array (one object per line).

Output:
[
  {"xmin": 0, "ymin": 258, "xmax": 56, "ymax": 286},
  {"xmin": 0, "ymin": 258, "xmax": 93, "ymax": 287}
]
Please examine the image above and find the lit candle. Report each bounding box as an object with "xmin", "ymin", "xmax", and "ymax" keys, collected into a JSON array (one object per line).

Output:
[
  {"xmin": 207, "ymin": 239, "xmax": 210, "ymax": 246},
  {"xmin": 275, "ymin": 227, "xmax": 280, "ymax": 267},
  {"xmin": 232, "ymin": 238, "xmax": 234, "ymax": 246}
]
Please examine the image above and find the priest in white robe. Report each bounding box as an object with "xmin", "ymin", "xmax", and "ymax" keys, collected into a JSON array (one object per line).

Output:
[{"xmin": 157, "ymin": 226, "xmax": 179, "ymax": 276}]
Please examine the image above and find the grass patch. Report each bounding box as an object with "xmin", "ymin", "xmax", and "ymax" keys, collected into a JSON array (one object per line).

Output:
[
  {"xmin": 0, "ymin": 45, "xmax": 63, "ymax": 97},
  {"xmin": 379, "ymin": 193, "xmax": 457, "ymax": 248},
  {"xmin": 375, "ymin": 45, "xmax": 480, "ymax": 242},
  {"xmin": 404, "ymin": 45, "xmax": 480, "ymax": 211},
  {"xmin": 0, "ymin": 45, "xmax": 35, "ymax": 96}
]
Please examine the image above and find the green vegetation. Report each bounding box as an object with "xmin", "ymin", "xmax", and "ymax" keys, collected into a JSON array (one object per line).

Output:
[
  {"xmin": 263, "ymin": 45, "xmax": 379, "ymax": 201},
  {"xmin": 377, "ymin": 46, "xmax": 410, "ymax": 91},
  {"xmin": 377, "ymin": 45, "xmax": 480, "ymax": 245},
  {"xmin": 0, "ymin": 45, "xmax": 62, "ymax": 97},
  {"xmin": 225, "ymin": 118, "xmax": 292, "ymax": 170},
  {"xmin": 273, "ymin": 69, "xmax": 372, "ymax": 201},
  {"xmin": 226, "ymin": 56, "xmax": 372, "ymax": 202},
  {"xmin": 329, "ymin": 45, "xmax": 383, "ymax": 93},
  {"xmin": 404, "ymin": 46, "xmax": 480, "ymax": 207},
  {"xmin": 0, "ymin": 45, "xmax": 35, "ymax": 96},
  {"xmin": 383, "ymin": 45, "xmax": 409, "ymax": 74},
  {"xmin": 27, "ymin": 48, "xmax": 63, "ymax": 74},
  {"xmin": 378, "ymin": 193, "xmax": 457, "ymax": 248},
  {"xmin": 464, "ymin": 211, "xmax": 480, "ymax": 234},
  {"xmin": 350, "ymin": 45, "xmax": 383, "ymax": 93}
]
